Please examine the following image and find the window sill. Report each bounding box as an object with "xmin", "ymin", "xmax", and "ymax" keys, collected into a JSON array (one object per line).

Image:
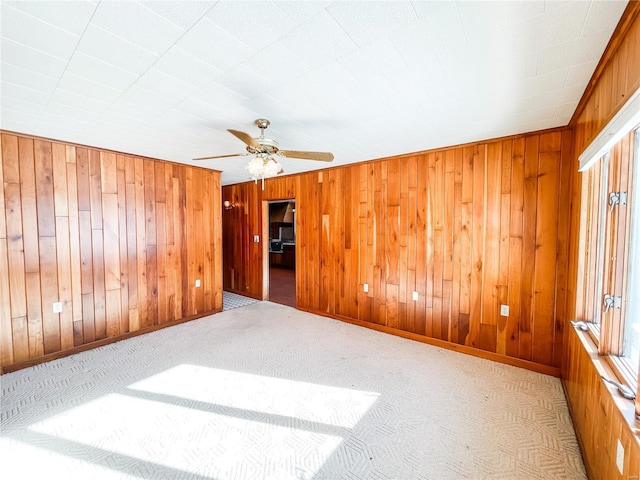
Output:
[{"xmin": 572, "ymin": 326, "xmax": 640, "ymax": 439}]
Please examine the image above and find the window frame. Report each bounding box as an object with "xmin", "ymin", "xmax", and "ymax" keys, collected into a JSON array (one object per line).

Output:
[{"xmin": 578, "ymin": 126, "xmax": 640, "ymax": 392}]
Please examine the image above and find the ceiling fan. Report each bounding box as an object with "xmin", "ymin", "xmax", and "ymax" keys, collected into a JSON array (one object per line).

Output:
[{"xmin": 194, "ymin": 119, "xmax": 334, "ymax": 186}]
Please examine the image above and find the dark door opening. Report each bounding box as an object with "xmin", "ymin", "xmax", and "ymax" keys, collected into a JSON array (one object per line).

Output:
[{"xmin": 267, "ymin": 200, "xmax": 296, "ymax": 307}]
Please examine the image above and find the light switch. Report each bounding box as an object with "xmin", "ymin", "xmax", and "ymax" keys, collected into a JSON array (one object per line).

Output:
[
  {"xmin": 363, "ymin": 283, "xmax": 369, "ymax": 293},
  {"xmin": 195, "ymin": 279, "xmax": 201, "ymax": 288},
  {"xmin": 254, "ymin": 235, "xmax": 260, "ymax": 243},
  {"xmin": 412, "ymin": 291, "xmax": 419, "ymax": 301}
]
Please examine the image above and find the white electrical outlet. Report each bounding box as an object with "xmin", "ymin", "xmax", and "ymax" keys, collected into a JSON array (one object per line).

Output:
[
  {"xmin": 500, "ymin": 304, "xmax": 510, "ymax": 316},
  {"xmin": 363, "ymin": 283, "xmax": 369, "ymax": 293},
  {"xmin": 412, "ymin": 291, "xmax": 419, "ymax": 301},
  {"xmin": 53, "ymin": 301, "xmax": 62, "ymax": 314},
  {"xmin": 195, "ymin": 279, "xmax": 201, "ymax": 288},
  {"xmin": 616, "ymin": 439, "xmax": 624, "ymax": 474},
  {"xmin": 254, "ymin": 235, "xmax": 260, "ymax": 243}
]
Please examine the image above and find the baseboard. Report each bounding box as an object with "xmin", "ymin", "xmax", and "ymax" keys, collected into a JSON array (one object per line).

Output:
[
  {"xmin": 1, "ymin": 308, "xmax": 222, "ymax": 374},
  {"xmin": 297, "ymin": 306, "xmax": 561, "ymax": 377}
]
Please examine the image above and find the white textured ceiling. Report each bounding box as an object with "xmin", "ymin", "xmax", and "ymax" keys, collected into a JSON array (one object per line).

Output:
[{"xmin": 0, "ymin": 1, "xmax": 628, "ymax": 185}]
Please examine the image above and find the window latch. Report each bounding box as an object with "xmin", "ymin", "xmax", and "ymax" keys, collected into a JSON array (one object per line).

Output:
[
  {"xmin": 603, "ymin": 294, "xmax": 622, "ymax": 313},
  {"xmin": 570, "ymin": 320, "xmax": 589, "ymax": 331},
  {"xmin": 609, "ymin": 191, "xmax": 627, "ymax": 212},
  {"xmin": 601, "ymin": 376, "xmax": 636, "ymax": 400}
]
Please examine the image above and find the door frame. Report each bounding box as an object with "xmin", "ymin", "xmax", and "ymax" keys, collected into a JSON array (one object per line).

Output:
[{"xmin": 261, "ymin": 198, "xmax": 296, "ymax": 303}]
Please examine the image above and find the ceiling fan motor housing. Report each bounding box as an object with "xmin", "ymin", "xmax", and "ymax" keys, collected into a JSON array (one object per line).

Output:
[{"xmin": 246, "ymin": 137, "xmax": 279, "ymax": 155}]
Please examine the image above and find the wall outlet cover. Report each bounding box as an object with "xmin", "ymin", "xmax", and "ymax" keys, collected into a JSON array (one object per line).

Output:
[
  {"xmin": 195, "ymin": 279, "xmax": 201, "ymax": 288},
  {"xmin": 412, "ymin": 291, "xmax": 419, "ymax": 301},
  {"xmin": 53, "ymin": 301, "xmax": 63, "ymax": 314},
  {"xmin": 363, "ymin": 283, "xmax": 369, "ymax": 293},
  {"xmin": 500, "ymin": 305, "xmax": 510, "ymax": 316},
  {"xmin": 616, "ymin": 439, "xmax": 624, "ymax": 474}
]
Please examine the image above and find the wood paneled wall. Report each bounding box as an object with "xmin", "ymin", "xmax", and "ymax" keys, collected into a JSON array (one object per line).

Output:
[
  {"xmin": 572, "ymin": 2, "xmax": 640, "ymax": 157},
  {"xmin": 564, "ymin": 3, "xmax": 640, "ymax": 479},
  {"xmin": 223, "ymin": 128, "xmax": 573, "ymax": 371},
  {"xmin": 564, "ymin": 329, "xmax": 640, "ymax": 479},
  {"xmin": 0, "ymin": 132, "xmax": 223, "ymax": 371}
]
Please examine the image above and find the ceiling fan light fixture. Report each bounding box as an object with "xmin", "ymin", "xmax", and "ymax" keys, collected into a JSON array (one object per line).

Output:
[{"xmin": 245, "ymin": 154, "xmax": 281, "ymax": 188}]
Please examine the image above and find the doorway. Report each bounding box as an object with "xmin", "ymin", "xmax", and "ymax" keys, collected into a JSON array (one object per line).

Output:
[{"xmin": 266, "ymin": 200, "xmax": 296, "ymax": 307}]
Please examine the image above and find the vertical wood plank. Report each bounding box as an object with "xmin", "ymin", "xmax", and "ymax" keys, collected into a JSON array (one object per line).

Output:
[
  {"xmin": 76, "ymin": 148, "xmax": 90, "ymax": 211},
  {"xmin": 144, "ymin": 159, "xmax": 156, "ymax": 247},
  {"xmin": 0, "ymin": 238, "xmax": 14, "ymax": 366},
  {"xmin": 520, "ymin": 135, "xmax": 539, "ymax": 361},
  {"xmin": 117, "ymin": 158, "xmax": 129, "ymax": 334},
  {"xmin": 451, "ymin": 148, "xmax": 463, "ymax": 344},
  {"xmin": 102, "ymin": 193, "xmax": 120, "ymax": 291},
  {"xmin": 135, "ymin": 157, "xmax": 148, "ymax": 327},
  {"xmin": 19, "ymin": 137, "xmax": 40, "ymax": 273},
  {"xmin": 506, "ymin": 138, "xmax": 525, "ymax": 358},
  {"xmin": 89, "ymin": 150, "xmax": 103, "ymax": 229},
  {"xmin": 25, "ymin": 272, "xmax": 44, "ymax": 358},
  {"xmin": 532, "ymin": 149, "xmax": 560, "ymax": 365},
  {"xmin": 5, "ymin": 182, "xmax": 27, "ymax": 319},
  {"xmin": 82, "ymin": 292, "xmax": 95, "ymax": 343},
  {"xmin": 105, "ymin": 288, "xmax": 121, "ymax": 338},
  {"xmin": 35, "ymin": 140, "xmax": 56, "ymax": 237},
  {"xmin": 92, "ymin": 232, "xmax": 106, "ymax": 340},
  {"xmin": 0, "ymin": 135, "xmax": 9, "ymax": 240},
  {"xmin": 126, "ymin": 163, "xmax": 139, "ymax": 329},
  {"xmin": 482, "ymin": 142, "xmax": 501, "ymax": 332},
  {"xmin": 414, "ymin": 155, "xmax": 428, "ymax": 335},
  {"xmin": 468, "ymin": 144, "xmax": 485, "ymax": 348},
  {"xmin": 11, "ymin": 317, "xmax": 29, "ymax": 363},
  {"xmin": 554, "ymin": 130, "xmax": 573, "ymax": 367},
  {"xmin": 39, "ymin": 236, "xmax": 61, "ymax": 354},
  {"xmin": 52, "ymin": 143, "xmax": 68, "ymax": 216},
  {"xmin": 79, "ymin": 210, "xmax": 93, "ymax": 295},
  {"xmin": 66, "ymin": 147, "xmax": 83, "ymax": 323},
  {"xmin": 202, "ymin": 171, "xmax": 213, "ymax": 312},
  {"xmin": 165, "ymin": 166, "xmax": 176, "ymax": 320},
  {"xmin": 156, "ymin": 201, "xmax": 168, "ymax": 323},
  {"xmin": 100, "ymin": 152, "xmax": 117, "ymax": 194},
  {"xmin": 56, "ymin": 216, "xmax": 74, "ymax": 351}
]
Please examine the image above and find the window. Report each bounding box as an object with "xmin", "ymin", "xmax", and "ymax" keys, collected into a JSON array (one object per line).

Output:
[
  {"xmin": 577, "ymin": 155, "xmax": 609, "ymax": 336},
  {"xmin": 620, "ymin": 131, "xmax": 640, "ymax": 377},
  {"xmin": 578, "ymin": 125, "xmax": 640, "ymax": 386}
]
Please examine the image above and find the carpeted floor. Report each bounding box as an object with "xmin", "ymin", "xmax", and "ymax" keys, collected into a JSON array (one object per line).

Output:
[{"xmin": 1, "ymin": 301, "xmax": 586, "ymax": 479}]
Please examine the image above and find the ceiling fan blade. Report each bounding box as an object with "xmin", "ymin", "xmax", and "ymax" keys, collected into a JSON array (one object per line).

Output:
[
  {"xmin": 281, "ymin": 150, "xmax": 334, "ymax": 162},
  {"xmin": 228, "ymin": 129, "xmax": 261, "ymax": 148},
  {"xmin": 193, "ymin": 153, "xmax": 248, "ymax": 160}
]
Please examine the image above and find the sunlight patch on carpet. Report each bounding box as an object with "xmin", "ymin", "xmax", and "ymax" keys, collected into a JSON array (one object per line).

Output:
[{"xmin": 23, "ymin": 365, "xmax": 379, "ymax": 479}]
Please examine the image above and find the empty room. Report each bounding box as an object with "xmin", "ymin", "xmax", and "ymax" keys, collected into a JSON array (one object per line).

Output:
[{"xmin": 1, "ymin": 1, "xmax": 640, "ymax": 479}]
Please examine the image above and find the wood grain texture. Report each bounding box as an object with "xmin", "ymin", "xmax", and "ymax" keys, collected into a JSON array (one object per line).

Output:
[
  {"xmin": 223, "ymin": 128, "xmax": 572, "ymax": 369},
  {"xmin": 0, "ymin": 132, "xmax": 222, "ymax": 370},
  {"xmin": 563, "ymin": 330, "xmax": 640, "ymax": 480}
]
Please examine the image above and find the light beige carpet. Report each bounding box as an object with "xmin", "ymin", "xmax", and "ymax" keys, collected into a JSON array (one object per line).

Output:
[{"xmin": 1, "ymin": 301, "xmax": 586, "ymax": 479}]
